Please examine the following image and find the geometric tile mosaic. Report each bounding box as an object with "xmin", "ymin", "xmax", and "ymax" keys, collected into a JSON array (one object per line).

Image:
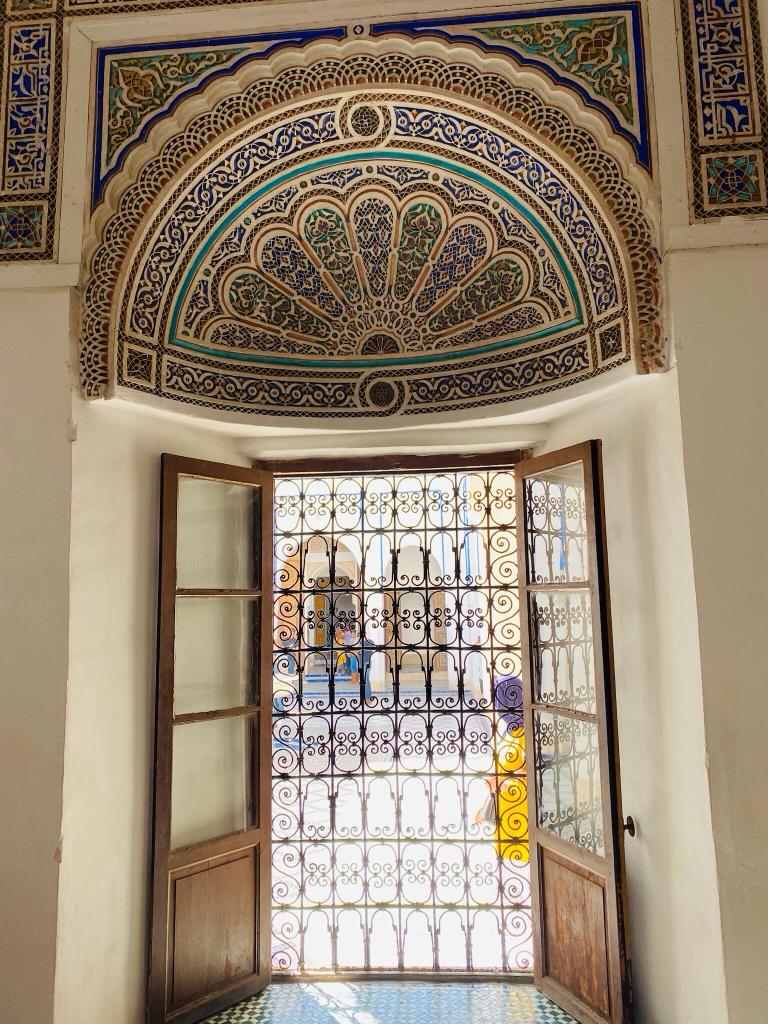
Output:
[
  {"xmin": 0, "ymin": 196, "xmax": 43, "ymax": 249},
  {"xmin": 2, "ymin": 19, "xmax": 54, "ymax": 191},
  {"xmin": 678, "ymin": 0, "xmax": 768, "ymax": 218},
  {"xmin": 202, "ymin": 982, "xmax": 577, "ymax": 1024},
  {"xmin": 0, "ymin": 3, "xmax": 60, "ymax": 260},
  {"xmin": 703, "ymin": 150, "xmax": 766, "ymax": 209}
]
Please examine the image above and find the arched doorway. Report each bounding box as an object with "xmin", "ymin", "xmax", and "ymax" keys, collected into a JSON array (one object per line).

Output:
[{"xmin": 79, "ymin": 28, "xmax": 656, "ymax": 1024}]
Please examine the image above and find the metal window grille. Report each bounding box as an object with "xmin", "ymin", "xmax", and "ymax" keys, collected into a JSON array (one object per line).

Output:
[{"xmin": 271, "ymin": 469, "xmax": 532, "ymax": 974}]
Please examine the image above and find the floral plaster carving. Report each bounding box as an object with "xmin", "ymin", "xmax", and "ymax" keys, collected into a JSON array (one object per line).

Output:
[{"xmin": 80, "ymin": 39, "xmax": 663, "ymax": 420}]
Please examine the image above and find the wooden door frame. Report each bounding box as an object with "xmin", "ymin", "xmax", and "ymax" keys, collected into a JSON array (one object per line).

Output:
[
  {"xmin": 254, "ymin": 449, "xmax": 530, "ymax": 476},
  {"xmin": 147, "ymin": 443, "xmax": 630, "ymax": 1010},
  {"xmin": 515, "ymin": 440, "xmax": 631, "ymax": 1023}
]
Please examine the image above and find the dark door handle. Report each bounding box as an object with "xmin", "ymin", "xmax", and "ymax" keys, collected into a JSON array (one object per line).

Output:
[{"xmin": 623, "ymin": 816, "xmax": 636, "ymax": 838}]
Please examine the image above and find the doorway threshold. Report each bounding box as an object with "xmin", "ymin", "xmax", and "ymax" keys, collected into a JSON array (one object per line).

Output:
[{"xmin": 202, "ymin": 980, "xmax": 576, "ymax": 1023}]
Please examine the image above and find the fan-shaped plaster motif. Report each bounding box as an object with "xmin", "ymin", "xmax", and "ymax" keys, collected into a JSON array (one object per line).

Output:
[
  {"xmin": 177, "ymin": 182, "xmax": 565, "ymax": 361},
  {"xmin": 303, "ymin": 207, "xmax": 363, "ymax": 305},
  {"xmin": 354, "ymin": 196, "xmax": 394, "ymax": 298},
  {"xmin": 258, "ymin": 235, "xmax": 344, "ymax": 318},
  {"xmin": 414, "ymin": 223, "xmax": 489, "ymax": 314},
  {"xmin": 80, "ymin": 47, "xmax": 663, "ymax": 420}
]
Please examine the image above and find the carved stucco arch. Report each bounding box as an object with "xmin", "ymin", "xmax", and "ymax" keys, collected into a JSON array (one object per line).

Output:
[{"xmin": 80, "ymin": 37, "xmax": 664, "ymax": 421}]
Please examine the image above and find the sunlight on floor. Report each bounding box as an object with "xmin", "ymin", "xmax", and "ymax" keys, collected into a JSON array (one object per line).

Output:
[{"xmin": 203, "ymin": 981, "xmax": 576, "ymax": 1023}]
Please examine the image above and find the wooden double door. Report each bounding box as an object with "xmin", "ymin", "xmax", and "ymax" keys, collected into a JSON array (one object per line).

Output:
[{"xmin": 148, "ymin": 444, "xmax": 632, "ymax": 1024}]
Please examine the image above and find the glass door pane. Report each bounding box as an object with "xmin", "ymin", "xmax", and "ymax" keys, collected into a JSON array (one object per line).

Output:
[
  {"xmin": 171, "ymin": 473, "xmax": 262, "ymax": 846},
  {"xmin": 176, "ymin": 475, "xmax": 260, "ymax": 590},
  {"xmin": 174, "ymin": 596, "xmax": 260, "ymax": 715},
  {"xmin": 171, "ymin": 715, "xmax": 259, "ymax": 849},
  {"xmin": 523, "ymin": 457, "xmax": 602, "ymax": 858},
  {"xmin": 533, "ymin": 710, "xmax": 604, "ymax": 857},
  {"xmin": 523, "ymin": 462, "xmax": 589, "ymax": 584},
  {"xmin": 529, "ymin": 590, "xmax": 596, "ymax": 713}
]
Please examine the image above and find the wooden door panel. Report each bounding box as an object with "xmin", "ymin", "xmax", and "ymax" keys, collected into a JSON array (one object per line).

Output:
[
  {"xmin": 170, "ymin": 852, "xmax": 257, "ymax": 1012},
  {"xmin": 204, "ymin": 854, "xmax": 257, "ymax": 989},
  {"xmin": 541, "ymin": 849, "xmax": 610, "ymax": 1018},
  {"xmin": 171, "ymin": 868, "xmax": 209, "ymax": 1009}
]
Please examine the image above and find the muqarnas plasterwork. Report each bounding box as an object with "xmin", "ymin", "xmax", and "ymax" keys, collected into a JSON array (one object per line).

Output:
[
  {"xmin": 80, "ymin": 42, "xmax": 663, "ymax": 420},
  {"xmin": 679, "ymin": 0, "xmax": 768, "ymax": 217}
]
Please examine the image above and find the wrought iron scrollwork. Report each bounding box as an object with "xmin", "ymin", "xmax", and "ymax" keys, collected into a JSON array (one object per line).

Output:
[{"xmin": 271, "ymin": 470, "xmax": 532, "ymax": 973}]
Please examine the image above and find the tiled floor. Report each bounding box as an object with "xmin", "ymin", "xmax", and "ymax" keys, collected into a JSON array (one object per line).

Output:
[{"xmin": 204, "ymin": 981, "xmax": 576, "ymax": 1023}]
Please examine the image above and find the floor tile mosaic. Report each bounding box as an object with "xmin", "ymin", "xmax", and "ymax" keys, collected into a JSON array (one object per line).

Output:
[{"xmin": 204, "ymin": 981, "xmax": 576, "ymax": 1024}]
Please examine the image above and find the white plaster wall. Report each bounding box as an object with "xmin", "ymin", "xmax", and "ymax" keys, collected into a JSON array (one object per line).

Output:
[
  {"xmin": 672, "ymin": 245, "xmax": 768, "ymax": 1024},
  {"xmin": 53, "ymin": 375, "xmax": 733, "ymax": 1024},
  {"xmin": 54, "ymin": 398, "xmax": 249, "ymax": 1024},
  {"xmin": 0, "ymin": 289, "xmax": 73, "ymax": 1024},
  {"xmin": 541, "ymin": 373, "xmax": 729, "ymax": 1024}
]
